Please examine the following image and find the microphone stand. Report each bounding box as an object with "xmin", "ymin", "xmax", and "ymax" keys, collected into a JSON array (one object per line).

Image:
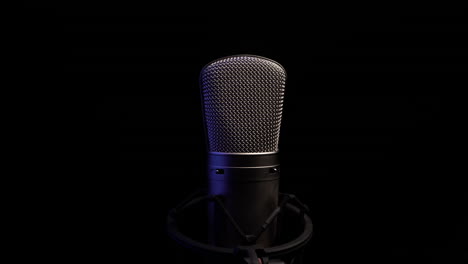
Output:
[{"xmin": 167, "ymin": 191, "xmax": 312, "ymax": 264}]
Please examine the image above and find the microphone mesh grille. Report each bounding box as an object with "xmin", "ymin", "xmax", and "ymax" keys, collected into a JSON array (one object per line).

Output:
[{"xmin": 200, "ymin": 55, "xmax": 286, "ymax": 153}]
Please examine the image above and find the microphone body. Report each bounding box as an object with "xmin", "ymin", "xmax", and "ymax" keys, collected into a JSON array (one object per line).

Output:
[
  {"xmin": 200, "ymin": 55, "xmax": 287, "ymax": 248},
  {"xmin": 207, "ymin": 153, "xmax": 280, "ymax": 247}
]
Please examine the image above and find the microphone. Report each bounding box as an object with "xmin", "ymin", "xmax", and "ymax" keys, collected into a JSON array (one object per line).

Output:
[
  {"xmin": 167, "ymin": 54, "xmax": 312, "ymax": 264},
  {"xmin": 200, "ymin": 55, "xmax": 286, "ymax": 248}
]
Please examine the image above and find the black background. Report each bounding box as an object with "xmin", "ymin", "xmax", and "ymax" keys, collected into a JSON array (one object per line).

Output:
[{"xmin": 26, "ymin": 3, "xmax": 466, "ymax": 263}]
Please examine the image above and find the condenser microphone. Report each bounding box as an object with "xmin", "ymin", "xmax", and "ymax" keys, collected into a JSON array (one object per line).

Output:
[
  {"xmin": 200, "ymin": 55, "xmax": 286, "ymax": 248},
  {"xmin": 167, "ymin": 55, "xmax": 312, "ymax": 264}
]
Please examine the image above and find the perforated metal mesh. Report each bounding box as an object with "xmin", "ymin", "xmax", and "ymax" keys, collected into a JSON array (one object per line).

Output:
[{"xmin": 200, "ymin": 55, "xmax": 286, "ymax": 153}]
